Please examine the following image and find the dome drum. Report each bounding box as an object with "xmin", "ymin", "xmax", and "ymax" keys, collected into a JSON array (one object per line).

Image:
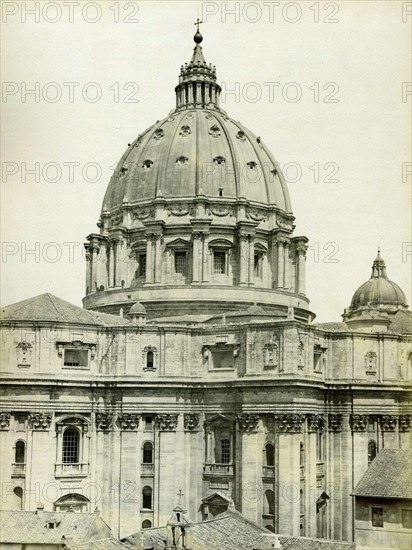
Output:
[{"xmin": 83, "ymin": 30, "xmax": 312, "ymax": 321}]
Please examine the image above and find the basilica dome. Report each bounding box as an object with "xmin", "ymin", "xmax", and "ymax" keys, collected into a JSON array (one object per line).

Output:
[
  {"xmin": 83, "ymin": 29, "xmax": 312, "ymax": 321},
  {"xmin": 102, "ymin": 109, "xmax": 292, "ymax": 213}
]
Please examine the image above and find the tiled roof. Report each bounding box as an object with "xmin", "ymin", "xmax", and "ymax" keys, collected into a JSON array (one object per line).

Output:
[
  {"xmin": 0, "ymin": 510, "xmax": 111, "ymax": 544},
  {"xmin": 66, "ymin": 538, "xmax": 132, "ymax": 549},
  {"xmin": 125, "ymin": 510, "xmax": 355, "ymax": 550},
  {"xmin": 353, "ymin": 448, "xmax": 412, "ymax": 499},
  {"xmin": 389, "ymin": 309, "xmax": 412, "ymax": 334},
  {"xmin": 1, "ymin": 293, "xmax": 130, "ymax": 326}
]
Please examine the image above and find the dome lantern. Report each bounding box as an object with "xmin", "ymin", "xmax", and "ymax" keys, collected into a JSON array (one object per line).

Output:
[{"xmin": 175, "ymin": 20, "xmax": 221, "ymax": 110}]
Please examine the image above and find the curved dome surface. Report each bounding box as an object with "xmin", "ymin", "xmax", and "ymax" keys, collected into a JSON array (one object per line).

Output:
[
  {"xmin": 102, "ymin": 109, "xmax": 292, "ymax": 213},
  {"xmin": 349, "ymin": 251, "xmax": 408, "ymax": 310},
  {"xmin": 351, "ymin": 277, "xmax": 407, "ymax": 308}
]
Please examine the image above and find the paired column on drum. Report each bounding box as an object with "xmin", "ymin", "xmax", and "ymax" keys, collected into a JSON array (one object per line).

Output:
[
  {"xmin": 84, "ymin": 234, "xmax": 103, "ymax": 294},
  {"xmin": 292, "ymin": 236, "xmax": 308, "ymax": 295},
  {"xmin": 190, "ymin": 219, "xmax": 212, "ymax": 284},
  {"xmin": 144, "ymin": 221, "xmax": 165, "ymax": 284},
  {"xmin": 237, "ymin": 221, "xmax": 258, "ymax": 286}
]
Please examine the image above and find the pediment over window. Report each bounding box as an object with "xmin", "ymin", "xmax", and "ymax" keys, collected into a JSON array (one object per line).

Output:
[
  {"xmin": 205, "ymin": 414, "xmax": 234, "ymax": 428},
  {"xmin": 208, "ymin": 239, "xmax": 233, "ymax": 249},
  {"xmin": 254, "ymin": 242, "xmax": 268, "ymax": 253},
  {"xmin": 166, "ymin": 238, "xmax": 192, "ymax": 250}
]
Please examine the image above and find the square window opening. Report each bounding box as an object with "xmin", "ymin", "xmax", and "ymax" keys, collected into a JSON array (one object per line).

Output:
[
  {"xmin": 64, "ymin": 349, "xmax": 88, "ymax": 368},
  {"xmin": 371, "ymin": 507, "xmax": 383, "ymax": 528}
]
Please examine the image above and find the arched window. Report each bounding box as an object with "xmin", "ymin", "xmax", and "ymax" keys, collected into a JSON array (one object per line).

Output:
[
  {"xmin": 368, "ymin": 440, "xmax": 377, "ymax": 465},
  {"xmin": 142, "ymin": 486, "xmax": 152, "ymax": 509},
  {"xmin": 143, "ymin": 442, "xmax": 153, "ymax": 464},
  {"xmin": 300, "ymin": 442, "xmax": 304, "ymax": 467},
  {"xmin": 264, "ymin": 490, "xmax": 275, "ymax": 516},
  {"xmin": 62, "ymin": 428, "xmax": 79, "ymax": 464},
  {"xmin": 265, "ymin": 443, "xmax": 275, "ymax": 467},
  {"xmin": 54, "ymin": 493, "xmax": 89, "ymax": 512},
  {"xmin": 15, "ymin": 441, "xmax": 25, "ymax": 463},
  {"xmin": 146, "ymin": 351, "xmax": 154, "ymax": 370},
  {"xmin": 142, "ymin": 520, "xmax": 152, "ymax": 529}
]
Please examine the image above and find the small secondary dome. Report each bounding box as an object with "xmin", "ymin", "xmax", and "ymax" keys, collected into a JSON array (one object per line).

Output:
[
  {"xmin": 129, "ymin": 302, "xmax": 147, "ymax": 315},
  {"xmin": 350, "ymin": 251, "xmax": 407, "ymax": 309}
]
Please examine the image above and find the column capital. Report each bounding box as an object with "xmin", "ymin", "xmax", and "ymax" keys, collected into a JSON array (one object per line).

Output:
[
  {"xmin": 307, "ymin": 414, "xmax": 325, "ymax": 433},
  {"xmin": 380, "ymin": 415, "xmax": 397, "ymax": 431},
  {"xmin": 29, "ymin": 412, "xmax": 52, "ymax": 430},
  {"xmin": 275, "ymin": 413, "xmax": 305, "ymax": 433},
  {"xmin": 237, "ymin": 413, "xmax": 259, "ymax": 432},
  {"xmin": 328, "ymin": 414, "xmax": 343, "ymax": 432},
  {"xmin": 0, "ymin": 412, "xmax": 11, "ymax": 430},
  {"xmin": 350, "ymin": 414, "xmax": 369, "ymax": 432},
  {"xmin": 95, "ymin": 412, "xmax": 113, "ymax": 431},
  {"xmin": 118, "ymin": 413, "xmax": 140, "ymax": 431},
  {"xmin": 399, "ymin": 415, "xmax": 411, "ymax": 432},
  {"xmin": 156, "ymin": 414, "xmax": 179, "ymax": 431},
  {"xmin": 184, "ymin": 413, "xmax": 200, "ymax": 431}
]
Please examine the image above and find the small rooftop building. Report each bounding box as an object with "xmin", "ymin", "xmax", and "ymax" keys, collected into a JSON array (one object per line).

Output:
[{"xmin": 352, "ymin": 449, "xmax": 412, "ymax": 549}]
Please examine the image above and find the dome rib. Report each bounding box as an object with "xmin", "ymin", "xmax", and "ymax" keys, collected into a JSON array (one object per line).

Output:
[{"xmin": 213, "ymin": 112, "xmax": 240, "ymax": 198}]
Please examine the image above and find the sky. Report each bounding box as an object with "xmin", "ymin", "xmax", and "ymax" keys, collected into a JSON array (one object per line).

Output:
[{"xmin": 1, "ymin": 0, "xmax": 411, "ymax": 322}]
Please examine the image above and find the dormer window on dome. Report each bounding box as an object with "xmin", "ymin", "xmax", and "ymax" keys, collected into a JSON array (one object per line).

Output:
[
  {"xmin": 236, "ymin": 130, "xmax": 246, "ymax": 141},
  {"xmin": 209, "ymin": 125, "xmax": 221, "ymax": 137},
  {"xmin": 179, "ymin": 125, "xmax": 191, "ymax": 136},
  {"xmin": 213, "ymin": 156, "xmax": 226, "ymax": 165},
  {"xmin": 142, "ymin": 159, "xmax": 153, "ymax": 169},
  {"xmin": 176, "ymin": 156, "xmax": 189, "ymax": 165},
  {"xmin": 153, "ymin": 129, "xmax": 164, "ymax": 140},
  {"xmin": 247, "ymin": 161, "xmax": 258, "ymax": 170},
  {"xmin": 119, "ymin": 167, "xmax": 128, "ymax": 177}
]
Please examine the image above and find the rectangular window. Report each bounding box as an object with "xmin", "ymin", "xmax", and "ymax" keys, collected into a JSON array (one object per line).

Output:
[
  {"xmin": 144, "ymin": 416, "xmax": 153, "ymax": 431},
  {"xmin": 313, "ymin": 353, "xmax": 322, "ymax": 371},
  {"xmin": 138, "ymin": 253, "xmax": 147, "ymax": 277},
  {"xmin": 213, "ymin": 251, "xmax": 226, "ymax": 274},
  {"xmin": 63, "ymin": 349, "xmax": 88, "ymax": 368},
  {"xmin": 212, "ymin": 350, "xmax": 234, "ymax": 369},
  {"xmin": 174, "ymin": 251, "xmax": 187, "ymax": 275},
  {"xmin": 402, "ymin": 510, "xmax": 412, "ymax": 529},
  {"xmin": 254, "ymin": 254, "xmax": 262, "ymax": 278},
  {"xmin": 220, "ymin": 438, "xmax": 230, "ymax": 464},
  {"xmin": 316, "ymin": 432, "xmax": 324, "ymax": 461},
  {"xmin": 371, "ymin": 507, "xmax": 383, "ymax": 528}
]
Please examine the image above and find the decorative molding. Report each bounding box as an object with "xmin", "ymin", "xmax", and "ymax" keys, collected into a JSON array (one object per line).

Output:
[
  {"xmin": 95, "ymin": 413, "xmax": 112, "ymax": 431},
  {"xmin": 297, "ymin": 341, "xmax": 304, "ymax": 370},
  {"xmin": 307, "ymin": 414, "xmax": 325, "ymax": 433},
  {"xmin": 350, "ymin": 415, "xmax": 369, "ymax": 432},
  {"xmin": 275, "ymin": 414, "xmax": 305, "ymax": 433},
  {"xmin": 184, "ymin": 413, "xmax": 200, "ymax": 431},
  {"xmin": 328, "ymin": 414, "xmax": 343, "ymax": 432},
  {"xmin": 0, "ymin": 412, "xmax": 11, "ymax": 429},
  {"xmin": 263, "ymin": 341, "xmax": 278, "ymax": 369},
  {"xmin": 167, "ymin": 204, "xmax": 195, "ymax": 217},
  {"xmin": 399, "ymin": 415, "xmax": 411, "ymax": 432},
  {"xmin": 133, "ymin": 207, "xmax": 155, "ymax": 221},
  {"xmin": 380, "ymin": 415, "xmax": 397, "ymax": 432},
  {"xmin": 16, "ymin": 341, "xmax": 32, "ymax": 368},
  {"xmin": 29, "ymin": 412, "xmax": 52, "ymax": 430},
  {"xmin": 246, "ymin": 209, "xmax": 266, "ymax": 222},
  {"xmin": 207, "ymin": 206, "xmax": 233, "ymax": 217},
  {"xmin": 156, "ymin": 414, "xmax": 178, "ymax": 431},
  {"xmin": 118, "ymin": 413, "xmax": 140, "ymax": 431},
  {"xmin": 364, "ymin": 351, "xmax": 377, "ymax": 375},
  {"xmin": 237, "ymin": 413, "xmax": 259, "ymax": 432}
]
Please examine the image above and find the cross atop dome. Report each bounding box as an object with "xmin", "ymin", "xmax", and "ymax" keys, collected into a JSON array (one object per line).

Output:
[{"xmin": 194, "ymin": 17, "xmax": 203, "ymax": 43}]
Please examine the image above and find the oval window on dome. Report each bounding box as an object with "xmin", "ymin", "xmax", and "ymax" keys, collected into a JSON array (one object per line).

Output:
[
  {"xmin": 236, "ymin": 130, "xmax": 246, "ymax": 141},
  {"xmin": 142, "ymin": 160, "xmax": 153, "ymax": 169},
  {"xmin": 179, "ymin": 125, "xmax": 191, "ymax": 137},
  {"xmin": 176, "ymin": 156, "xmax": 189, "ymax": 166}
]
